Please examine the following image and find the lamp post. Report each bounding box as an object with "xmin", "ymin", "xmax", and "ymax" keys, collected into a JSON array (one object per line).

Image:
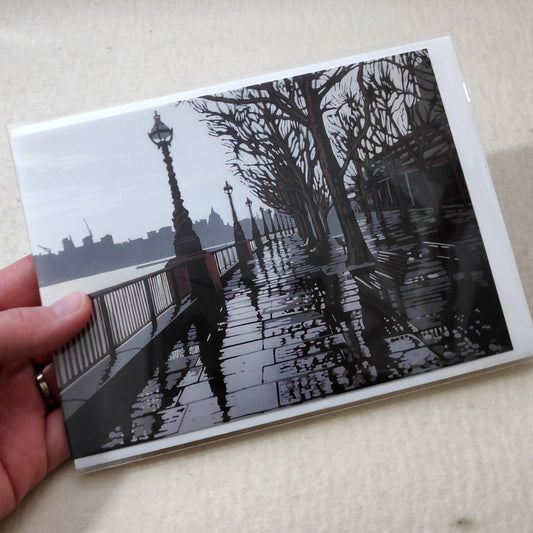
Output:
[
  {"xmin": 148, "ymin": 111, "xmax": 221, "ymax": 296},
  {"xmin": 245, "ymin": 197, "xmax": 263, "ymax": 250},
  {"xmin": 224, "ymin": 181, "xmax": 252, "ymax": 263},
  {"xmin": 267, "ymin": 209, "xmax": 279, "ymax": 239},
  {"xmin": 259, "ymin": 207, "xmax": 271, "ymax": 242},
  {"xmin": 282, "ymin": 214, "xmax": 291, "ymax": 233},
  {"xmin": 289, "ymin": 214, "xmax": 296, "ymax": 230},
  {"xmin": 148, "ymin": 111, "xmax": 203, "ymax": 258},
  {"xmin": 274, "ymin": 211, "xmax": 285, "ymax": 235}
]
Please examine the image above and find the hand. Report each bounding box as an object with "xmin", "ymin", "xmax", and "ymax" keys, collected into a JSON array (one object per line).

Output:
[{"xmin": 0, "ymin": 256, "xmax": 92, "ymax": 519}]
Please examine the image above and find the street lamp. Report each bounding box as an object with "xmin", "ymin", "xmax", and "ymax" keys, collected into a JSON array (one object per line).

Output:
[
  {"xmin": 282, "ymin": 213, "xmax": 291, "ymax": 232},
  {"xmin": 245, "ymin": 197, "xmax": 263, "ymax": 250},
  {"xmin": 224, "ymin": 181, "xmax": 252, "ymax": 263},
  {"xmin": 274, "ymin": 211, "xmax": 285, "ymax": 235},
  {"xmin": 148, "ymin": 111, "xmax": 203, "ymax": 258},
  {"xmin": 148, "ymin": 112, "xmax": 173, "ymax": 144},
  {"xmin": 267, "ymin": 209, "xmax": 279, "ymax": 239},
  {"xmin": 259, "ymin": 207, "xmax": 271, "ymax": 242}
]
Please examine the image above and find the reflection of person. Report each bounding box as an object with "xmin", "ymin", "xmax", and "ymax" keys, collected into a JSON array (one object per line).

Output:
[{"xmin": 0, "ymin": 256, "xmax": 92, "ymax": 519}]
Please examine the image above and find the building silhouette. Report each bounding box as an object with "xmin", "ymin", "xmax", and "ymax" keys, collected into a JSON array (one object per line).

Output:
[{"xmin": 34, "ymin": 208, "xmax": 243, "ymax": 286}]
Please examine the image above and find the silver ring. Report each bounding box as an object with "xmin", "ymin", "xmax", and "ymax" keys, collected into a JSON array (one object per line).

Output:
[{"xmin": 35, "ymin": 371, "xmax": 58, "ymax": 410}]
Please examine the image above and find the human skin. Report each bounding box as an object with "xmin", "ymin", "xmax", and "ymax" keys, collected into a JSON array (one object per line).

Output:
[{"xmin": 0, "ymin": 256, "xmax": 92, "ymax": 519}]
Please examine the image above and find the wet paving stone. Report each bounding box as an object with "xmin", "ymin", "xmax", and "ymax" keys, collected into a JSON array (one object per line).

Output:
[{"xmin": 68, "ymin": 207, "xmax": 513, "ymax": 457}]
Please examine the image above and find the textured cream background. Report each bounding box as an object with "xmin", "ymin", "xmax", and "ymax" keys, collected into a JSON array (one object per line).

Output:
[{"xmin": 1, "ymin": 1, "xmax": 532, "ymax": 531}]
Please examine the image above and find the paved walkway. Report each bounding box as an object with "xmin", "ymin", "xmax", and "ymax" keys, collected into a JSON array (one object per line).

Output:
[{"xmin": 66, "ymin": 207, "xmax": 512, "ymax": 457}]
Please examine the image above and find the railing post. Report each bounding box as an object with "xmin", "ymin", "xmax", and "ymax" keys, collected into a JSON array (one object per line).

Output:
[
  {"xmin": 143, "ymin": 277, "xmax": 157, "ymax": 328},
  {"xmin": 166, "ymin": 266, "xmax": 179, "ymax": 304},
  {"xmin": 98, "ymin": 296, "xmax": 117, "ymax": 362}
]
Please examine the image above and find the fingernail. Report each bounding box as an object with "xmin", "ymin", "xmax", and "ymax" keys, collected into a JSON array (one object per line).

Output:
[{"xmin": 50, "ymin": 292, "xmax": 84, "ymax": 316}]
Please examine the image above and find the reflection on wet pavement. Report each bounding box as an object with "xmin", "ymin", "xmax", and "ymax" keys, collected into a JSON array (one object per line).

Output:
[{"xmin": 68, "ymin": 207, "xmax": 512, "ymax": 457}]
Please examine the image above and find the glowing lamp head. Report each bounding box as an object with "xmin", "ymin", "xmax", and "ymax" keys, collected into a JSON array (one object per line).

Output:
[
  {"xmin": 223, "ymin": 181, "xmax": 233, "ymax": 196},
  {"xmin": 148, "ymin": 111, "xmax": 173, "ymax": 146}
]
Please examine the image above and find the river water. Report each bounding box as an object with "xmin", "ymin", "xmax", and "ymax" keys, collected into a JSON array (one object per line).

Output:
[{"xmin": 39, "ymin": 256, "xmax": 174, "ymax": 305}]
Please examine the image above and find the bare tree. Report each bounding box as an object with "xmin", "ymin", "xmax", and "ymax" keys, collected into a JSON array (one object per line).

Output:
[
  {"xmin": 191, "ymin": 87, "xmax": 331, "ymax": 245},
  {"xmin": 324, "ymin": 49, "xmax": 459, "ymax": 222},
  {"xmin": 190, "ymin": 50, "xmax": 452, "ymax": 266},
  {"xmin": 193, "ymin": 67, "xmax": 376, "ymax": 266}
]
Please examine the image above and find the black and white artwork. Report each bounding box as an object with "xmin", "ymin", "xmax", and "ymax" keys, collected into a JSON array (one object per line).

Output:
[{"xmin": 10, "ymin": 38, "xmax": 532, "ymax": 470}]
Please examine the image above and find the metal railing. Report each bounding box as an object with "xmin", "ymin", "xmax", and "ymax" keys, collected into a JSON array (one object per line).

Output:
[
  {"xmin": 213, "ymin": 244, "xmax": 238, "ymax": 276},
  {"xmin": 54, "ymin": 240, "xmax": 252, "ymax": 389},
  {"xmin": 55, "ymin": 267, "xmax": 177, "ymax": 388}
]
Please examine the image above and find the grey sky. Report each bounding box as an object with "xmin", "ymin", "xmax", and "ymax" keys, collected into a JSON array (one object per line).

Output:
[{"xmin": 12, "ymin": 100, "xmax": 261, "ymax": 254}]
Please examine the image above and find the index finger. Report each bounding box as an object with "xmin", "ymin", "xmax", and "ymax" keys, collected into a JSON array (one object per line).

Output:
[
  {"xmin": 0, "ymin": 256, "xmax": 41, "ymax": 311},
  {"xmin": 0, "ymin": 292, "xmax": 92, "ymax": 366}
]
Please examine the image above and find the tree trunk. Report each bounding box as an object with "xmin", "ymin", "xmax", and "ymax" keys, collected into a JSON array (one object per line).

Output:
[
  {"xmin": 354, "ymin": 173, "xmax": 372, "ymax": 224},
  {"xmin": 299, "ymin": 78, "xmax": 375, "ymax": 267},
  {"xmin": 303, "ymin": 188, "xmax": 328, "ymax": 243},
  {"xmin": 292, "ymin": 207, "xmax": 314, "ymax": 244},
  {"xmin": 389, "ymin": 163, "xmax": 410, "ymax": 222},
  {"xmin": 318, "ymin": 207, "xmax": 330, "ymax": 234}
]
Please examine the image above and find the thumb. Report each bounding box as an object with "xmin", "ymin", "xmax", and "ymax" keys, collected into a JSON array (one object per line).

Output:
[{"xmin": 0, "ymin": 292, "xmax": 92, "ymax": 366}]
